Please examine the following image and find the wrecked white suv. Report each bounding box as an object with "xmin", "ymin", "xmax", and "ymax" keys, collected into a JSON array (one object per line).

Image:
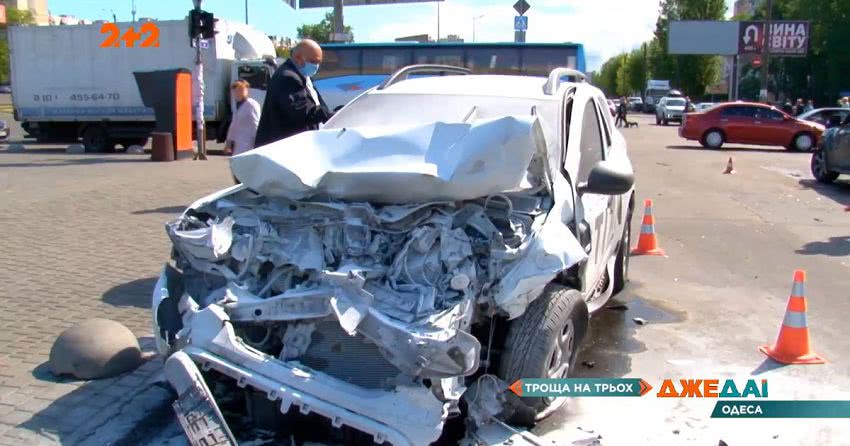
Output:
[{"xmin": 153, "ymin": 65, "xmax": 636, "ymax": 445}]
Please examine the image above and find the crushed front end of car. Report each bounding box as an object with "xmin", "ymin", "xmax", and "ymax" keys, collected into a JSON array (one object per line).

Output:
[{"xmin": 152, "ymin": 116, "xmax": 587, "ymax": 445}]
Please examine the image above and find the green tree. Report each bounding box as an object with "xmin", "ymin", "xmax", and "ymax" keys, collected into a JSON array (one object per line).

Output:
[
  {"xmin": 624, "ymin": 47, "xmax": 649, "ymax": 95},
  {"xmin": 643, "ymin": 0, "xmax": 726, "ymax": 97},
  {"xmin": 296, "ymin": 12, "xmax": 353, "ymax": 43},
  {"xmin": 597, "ymin": 53, "xmax": 627, "ymax": 97},
  {"xmin": 0, "ymin": 9, "xmax": 36, "ymax": 84},
  {"xmin": 765, "ymin": 0, "xmax": 850, "ymax": 105},
  {"xmin": 671, "ymin": 0, "xmax": 726, "ymax": 96}
]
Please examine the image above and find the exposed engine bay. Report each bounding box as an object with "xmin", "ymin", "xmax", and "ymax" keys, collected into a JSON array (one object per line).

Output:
[{"xmin": 153, "ymin": 115, "xmax": 589, "ymax": 445}]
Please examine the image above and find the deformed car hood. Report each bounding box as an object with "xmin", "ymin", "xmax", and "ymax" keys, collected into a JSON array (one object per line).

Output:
[{"xmin": 230, "ymin": 116, "xmax": 547, "ymax": 204}]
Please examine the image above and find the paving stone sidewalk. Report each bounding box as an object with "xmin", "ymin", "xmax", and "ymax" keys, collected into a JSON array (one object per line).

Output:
[{"xmin": 0, "ymin": 147, "xmax": 232, "ymax": 445}]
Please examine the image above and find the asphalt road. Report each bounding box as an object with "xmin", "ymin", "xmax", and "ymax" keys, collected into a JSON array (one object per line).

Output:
[
  {"xmin": 2, "ymin": 102, "xmax": 849, "ymax": 445},
  {"xmin": 539, "ymin": 113, "xmax": 850, "ymax": 445}
]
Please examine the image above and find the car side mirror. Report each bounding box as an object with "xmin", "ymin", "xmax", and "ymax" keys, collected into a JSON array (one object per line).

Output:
[{"xmin": 577, "ymin": 160, "xmax": 635, "ymax": 195}]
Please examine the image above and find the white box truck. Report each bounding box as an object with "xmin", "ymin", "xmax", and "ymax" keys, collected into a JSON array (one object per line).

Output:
[{"xmin": 9, "ymin": 18, "xmax": 276, "ymax": 152}]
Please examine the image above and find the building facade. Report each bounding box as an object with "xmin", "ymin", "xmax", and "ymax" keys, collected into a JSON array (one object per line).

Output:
[{"xmin": 0, "ymin": 0, "xmax": 49, "ymax": 25}]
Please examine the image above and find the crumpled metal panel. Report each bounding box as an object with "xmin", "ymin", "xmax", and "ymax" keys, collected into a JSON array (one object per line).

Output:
[{"xmin": 230, "ymin": 116, "xmax": 546, "ymax": 204}]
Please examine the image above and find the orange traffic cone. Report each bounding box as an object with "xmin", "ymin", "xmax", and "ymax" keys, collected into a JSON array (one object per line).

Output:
[
  {"xmin": 631, "ymin": 199, "xmax": 665, "ymax": 256},
  {"xmin": 723, "ymin": 157, "xmax": 736, "ymax": 174},
  {"xmin": 759, "ymin": 270, "xmax": 825, "ymax": 365}
]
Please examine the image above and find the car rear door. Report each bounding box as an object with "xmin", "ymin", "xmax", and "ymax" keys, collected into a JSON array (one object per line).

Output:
[{"xmin": 721, "ymin": 105, "xmax": 758, "ymax": 143}]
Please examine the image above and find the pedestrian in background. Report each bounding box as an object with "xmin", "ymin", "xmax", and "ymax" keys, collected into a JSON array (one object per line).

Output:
[
  {"xmin": 842, "ymin": 97, "xmax": 850, "ymax": 109},
  {"xmin": 804, "ymin": 99, "xmax": 814, "ymax": 113},
  {"xmin": 225, "ymin": 80, "xmax": 261, "ymax": 157},
  {"xmin": 255, "ymin": 39, "xmax": 332, "ymax": 147},
  {"xmin": 614, "ymin": 97, "xmax": 627, "ymax": 128},
  {"xmin": 782, "ymin": 100, "xmax": 793, "ymax": 115},
  {"xmin": 792, "ymin": 98, "xmax": 804, "ymax": 116}
]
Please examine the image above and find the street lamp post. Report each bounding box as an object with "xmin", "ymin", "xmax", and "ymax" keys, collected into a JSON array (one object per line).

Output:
[{"xmin": 472, "ymin": 15, "xmax": 484, "ymax": 43}]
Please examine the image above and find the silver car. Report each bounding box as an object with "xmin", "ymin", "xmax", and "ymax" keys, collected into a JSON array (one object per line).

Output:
[
  {"xmin": 152, "ymin": 65, "xmax": 636, "ymax": 445},
  {"xmin": 656, "ymin": 97, "xmax": 687, "ymax": 126}
]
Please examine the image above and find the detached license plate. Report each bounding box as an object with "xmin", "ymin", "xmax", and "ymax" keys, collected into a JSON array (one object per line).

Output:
[{"xmin": 173, "ymin": 383, "xmax": 237, "ymax": 446}]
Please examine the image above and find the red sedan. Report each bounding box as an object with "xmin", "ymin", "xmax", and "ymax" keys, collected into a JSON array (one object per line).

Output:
[{"xmin": 679, "ymin": 102, "xmax": 825, "ymax": 151}]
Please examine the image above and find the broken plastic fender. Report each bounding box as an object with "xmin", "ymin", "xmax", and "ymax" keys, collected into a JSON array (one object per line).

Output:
[
  {"xmin": 494, "ymin": 219, "xmax": 587, "ymax": 319},
  {"xmin": 230, "ymin": 116, "xmax": 546, "ymax": 204}
]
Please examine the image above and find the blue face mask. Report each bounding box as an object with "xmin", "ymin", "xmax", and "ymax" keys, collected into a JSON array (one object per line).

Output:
[{"xmin": 300, "ymin": 62, "xmax": 320, "ymax": 78}]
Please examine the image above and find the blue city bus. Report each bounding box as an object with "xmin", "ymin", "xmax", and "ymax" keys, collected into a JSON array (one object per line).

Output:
[{"xmin": 314, "ymin": 42, "xmax": 586, "ymax": 110}]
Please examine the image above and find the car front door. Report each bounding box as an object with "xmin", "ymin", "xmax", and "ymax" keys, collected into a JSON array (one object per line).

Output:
[
  {"xmin": 755, "ymin": 107, "xmax": 792, "ymax": 146},
  {"xmin": 575, "ymin": 98, "xmax": 611, "ymax": 292}
]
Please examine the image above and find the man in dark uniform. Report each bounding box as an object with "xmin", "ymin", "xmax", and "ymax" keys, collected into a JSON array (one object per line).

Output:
[{"xmin": 255, "ymin": 39, "xmax": 332, "ymax": 147}]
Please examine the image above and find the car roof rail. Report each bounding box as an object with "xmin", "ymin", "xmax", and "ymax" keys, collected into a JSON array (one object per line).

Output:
[
  {"xmin": 377, "ymin": 64, "xmax": 472, "ymax": 90},
  {"xmin": 543, "ymin": 67, "xmax": 587, "ymax": 95}
]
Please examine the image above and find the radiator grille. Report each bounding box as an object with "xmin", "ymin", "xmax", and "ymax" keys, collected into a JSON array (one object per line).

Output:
[{"xmin": 299, "ymin": 321, "xmax": 401, "ymax": 390}]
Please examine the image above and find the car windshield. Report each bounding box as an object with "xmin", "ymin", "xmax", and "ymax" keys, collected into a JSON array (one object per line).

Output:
[{"xmin": 666, "ymin": 99, "xmax": 686, "ymax": 107}]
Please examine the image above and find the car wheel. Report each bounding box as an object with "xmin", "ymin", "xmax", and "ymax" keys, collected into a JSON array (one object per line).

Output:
[
  {"xmin": 792, "ymin": 132, "xmax": 815, "ymax": 152},
  {"xmin": 663, "ymin": 119, "xmax": 669, "ymax": 126},
  {"xmin": 613, "ymin": 206, "xmax": 633, "ymax": 295},
  {"xmin": 499, "ymin": 285, "xmax": 588, "ymax": 418},
  {"xmin": 701, "ymin": 129, "xmax": 725, "ymax": 149},
  {"xmin": 656, "ymin": 116, "xmax": 661, "ymax": 125},
  {"xmin": 811, "ymin": 150, "xmax": 839, "ymax": 184},
  {"xmin": 81, "ymin": 125, "xmax": 115, "ymax": 153}
]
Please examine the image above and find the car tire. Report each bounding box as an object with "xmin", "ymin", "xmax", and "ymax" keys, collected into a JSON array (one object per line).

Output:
[
  {"xmin": 613, "ymin": 205, "xmax": 633, "ymax": 295},
  {"xmin": 791, "ymin": 132, "xmax": 816, "ymax": 152},
  {"xmin": 656, "ymin": 116, "xmax": 661, "ymax": 125},
  {"xmin": 81, "ymin": 125, "xmax": 115, "ymax": 153},
  {"xmin": 701, "ymin": 129, "xmax": 725, "ymax": 149},
  {"xmin": 811, "ymin": 149, "xmax": 839, "ymax": 184},
  {"xmin": 499, "ymin": 285, "xmax": 589, "ymax": 418},
  {"xmin": 663, "ymin": 119, "xmax": 669, "ymax": 126}
]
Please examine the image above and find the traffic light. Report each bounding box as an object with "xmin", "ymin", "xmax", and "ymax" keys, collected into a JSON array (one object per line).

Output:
[{"xmin": 188, "ymin": 9, "xmax": 217, "ymax": 42}]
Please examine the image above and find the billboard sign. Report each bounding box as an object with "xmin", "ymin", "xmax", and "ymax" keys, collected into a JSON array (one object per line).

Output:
[
  {"xmin": 738, "ymin": 21, "xmax": 809, "ymax": 56},
  {"xmin": 668, "ymin": 20, "xmax": 740, "ymax": 56},
  {"xmin": 299, "ymin": 0, "xmax": 442, "ymax": 7}
]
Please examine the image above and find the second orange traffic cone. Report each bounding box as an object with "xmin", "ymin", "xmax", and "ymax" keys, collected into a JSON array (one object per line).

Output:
[
  {"xmin": 759, "ymin": 270, "xmax": 825, "ymax": 365},
  {"xmin": 723, "ymin": 157, "xmax": 736, "ymax": 174},
  {"xmin": 631, "ymin": 199, "xmax": 665, "ymax": 256}
]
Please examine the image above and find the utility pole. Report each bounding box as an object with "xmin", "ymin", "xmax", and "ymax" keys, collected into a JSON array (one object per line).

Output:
[
  {"xmin": 332, "ymin": 0, "xmax": 344, "ymax": 41},
  {"xmin": 760, "ymin": 0, "xmax": 773, "ymax": 103},
  {"xmin": 245, "ymin": 0, "xmax": 249, "ymax": 24},
  {"xmin": 131, "ymin": 0, "xmax": 136, "ymax": 21}
]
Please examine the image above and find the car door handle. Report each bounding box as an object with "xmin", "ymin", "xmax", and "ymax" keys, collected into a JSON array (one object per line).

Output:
[
  {"xmin": 720, "ymin": 119, "xmax": 729, "ymax": 122},
  {"xmin": 754, "ymin": 121, "xmax": 762, "ymax": 124}
]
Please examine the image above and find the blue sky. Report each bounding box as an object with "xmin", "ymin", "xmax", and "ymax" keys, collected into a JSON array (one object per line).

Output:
[{"xmin": 50, "ymin": 0, "xmax": 736, "ymax": 71}]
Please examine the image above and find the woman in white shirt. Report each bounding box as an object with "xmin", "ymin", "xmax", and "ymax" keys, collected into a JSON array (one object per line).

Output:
[{"xmin": 225, "ymin": 80, "xmax": 261, "ymax": 156}]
